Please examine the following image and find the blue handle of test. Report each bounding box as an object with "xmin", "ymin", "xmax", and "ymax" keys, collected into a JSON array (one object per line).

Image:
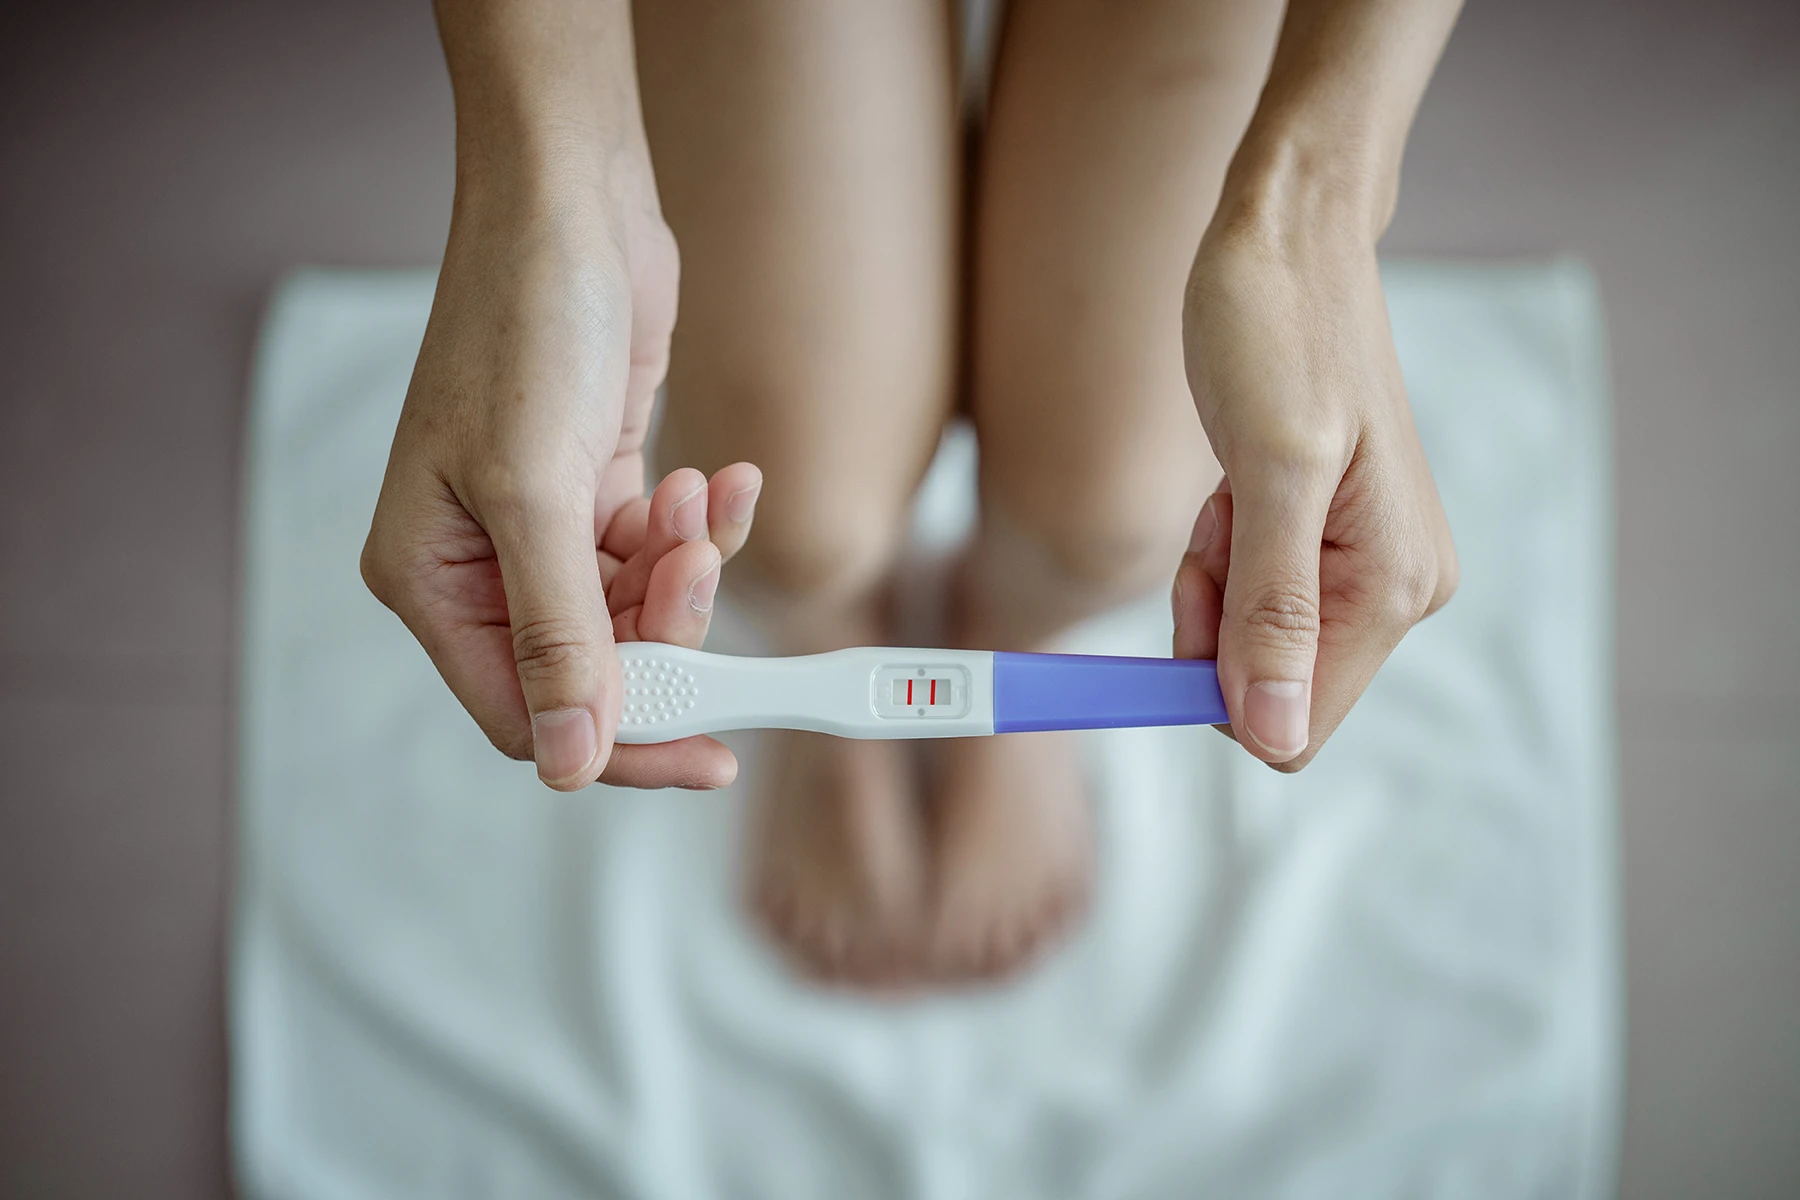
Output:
[{"xmin": 991, "ymin": 652, "xmax": 1228, "ymax": 733}]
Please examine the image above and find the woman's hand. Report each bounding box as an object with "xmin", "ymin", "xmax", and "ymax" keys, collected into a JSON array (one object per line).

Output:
[
  {"xmin": 589, "ymin": 462, "xmax": 763, "ymax": 789},
  {"xmin": 1174, "ymin": 218, "xmax": 1457, "ymax": 770},
  {"xmin": 361, "ymin": 150, "xmax": 762, "ymax": 791}
]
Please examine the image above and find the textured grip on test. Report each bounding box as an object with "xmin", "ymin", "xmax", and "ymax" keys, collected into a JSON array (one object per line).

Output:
[{"xmin": 991, "ymin": 652, "xmax": 1226, "ymax": 734}]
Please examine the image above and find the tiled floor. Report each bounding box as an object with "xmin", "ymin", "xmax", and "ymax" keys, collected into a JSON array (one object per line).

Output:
[{"xmin": 1, "ymin": 1, "xmax": 1794, "ymax": 1196}]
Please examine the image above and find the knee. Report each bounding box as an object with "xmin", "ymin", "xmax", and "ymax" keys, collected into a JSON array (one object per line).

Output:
[
  {"xmin": 1032, "ymin": 509, "xmax": 1190, "ymax": 600},
  {"xmin": 661, "ymin": 381, "xmax": 938, "ymax": 610},
  {"xmin": 731, "ymin": 480, "xmax": 909, "ymax": 608},
  {"xmin": 988, "ymin": 470, "xmax": 1200, "ymax": 602}
]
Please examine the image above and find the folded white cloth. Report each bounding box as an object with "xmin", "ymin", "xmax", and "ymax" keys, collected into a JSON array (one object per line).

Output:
[{"xmin": 234, "ymin": 261, "xmax": 1617, "ymax": 1199}]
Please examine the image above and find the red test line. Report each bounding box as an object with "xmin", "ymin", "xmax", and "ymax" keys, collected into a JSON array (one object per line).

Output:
[
  {"xmin": 907, "ymin": 679, "xmax": 913, "ymax": 705},
  {"xmin": 930, "ymin": 679, "xmax": 937, "ymax": 705}
]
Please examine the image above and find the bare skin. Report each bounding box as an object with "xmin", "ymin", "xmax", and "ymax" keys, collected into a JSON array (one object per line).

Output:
[
  {"xmin": 751, "ymin": 732, "xmax": 929, "ymax": 986},
  {"xmin": 372, "ymin": 0, "xmax": 1464, "ymax": 990},
  {"xmin": 641, "ymin": 0, "xmax": 1285, "ymax": 986},
  {"xmin": 636, "ymin": 0, "xmax": 958, "ymax": 984},
  {"xmin": 925, "ymin": 0, "xmax": 1287, "ymax": 982}
]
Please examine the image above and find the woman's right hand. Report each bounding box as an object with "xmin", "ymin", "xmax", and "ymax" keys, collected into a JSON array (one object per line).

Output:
[{"xmin": 360, "ymin": 151, "xmax": 759, "ymax": 791}]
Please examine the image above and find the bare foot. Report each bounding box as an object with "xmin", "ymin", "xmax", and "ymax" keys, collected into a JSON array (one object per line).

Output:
[
  {"xmin": 922, "ymin": 728, "xmax": 1094, "ymax": 984},
  {"xmin": 747, "ymin": 730, "xmax": 931, "ymax": 989}
]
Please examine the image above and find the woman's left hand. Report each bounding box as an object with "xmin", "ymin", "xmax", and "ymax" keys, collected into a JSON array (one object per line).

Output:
[{"xmin": 1174, "ymin": 219, "xmax": 1458, "ymax": 770}]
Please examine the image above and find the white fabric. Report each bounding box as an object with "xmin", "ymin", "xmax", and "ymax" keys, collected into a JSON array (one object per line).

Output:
[{"xmin": 234, "ymin": 261, "xmax": 1618, "ymax": 1200}]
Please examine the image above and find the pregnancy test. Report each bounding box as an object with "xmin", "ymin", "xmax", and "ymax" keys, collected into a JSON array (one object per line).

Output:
[{"xmin": 612, "ymin": 643, "xmax": 1227, "ymax": 743}]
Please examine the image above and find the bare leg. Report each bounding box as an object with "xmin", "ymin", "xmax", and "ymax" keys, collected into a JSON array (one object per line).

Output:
[
  {"xmin": 636, "ymin": 0, "xmax": 960, "ymax": 986},
  {"xmin": 926, "ymin": 0, "xmax": 1284, "ymax": 981}
]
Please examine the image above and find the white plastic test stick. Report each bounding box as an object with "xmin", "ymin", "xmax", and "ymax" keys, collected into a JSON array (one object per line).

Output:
[{"xmin": 612, "ymin": 643, "xmax": 1227, "ymax": 743}]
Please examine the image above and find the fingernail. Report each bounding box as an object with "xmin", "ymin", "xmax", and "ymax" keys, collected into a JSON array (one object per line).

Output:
[
  {"xmin": 671, "ymin": 484, "xmax": 707, "ymax": 541},
  {"xmin": 724, "ymin": 483, "xmax": 761, "ymax": 524},
  {"xmin": 531, "ymin": 708, "xmax": 597, "ymax": 784},
  {"xmin": 1243, "ymin": 680, "xmax": 1309, "ymax": 759},
  {"xmin": 1189, "ymin": 496, "xmax": 1219, "ymax": 554},
  {"xmin": 1171, "ymin": 577, "xmax": 1184, "ymax": 626},
  {"xmin": 688, "ymin": 561, "xmax": 721, "ymax": 613}
]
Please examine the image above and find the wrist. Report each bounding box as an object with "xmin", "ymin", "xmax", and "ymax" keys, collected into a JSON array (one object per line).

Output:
[
  {"xmin": 453, "ymin": 121, "xmax": 647, "ymax": 224},
  {"xmin": 1207, "ymin": 0, "xmax": 1460, "ymax": 251},
  {"xmin": 437, "ymin": 0, "xmax": 649, "ymax": 213},
  {"xmin": 450, "ymin": 68, "xmax": 654, "ymax": 208},
  {"xmin": 448, "ymin": 89, "xmax": 662, "ymax": 254},
  {"xmin": 1208, "ymin": 121, "xmax": 1399, "ymax": 256}
]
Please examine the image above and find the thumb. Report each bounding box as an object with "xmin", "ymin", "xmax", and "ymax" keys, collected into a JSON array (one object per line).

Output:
[
  {"xmin": 489, "ymin": 502, "xmax": 616, "ymax": 790},
  {"xmin": 1217, "ymin": 462, "xmax": 1333, "ymax": 765}
]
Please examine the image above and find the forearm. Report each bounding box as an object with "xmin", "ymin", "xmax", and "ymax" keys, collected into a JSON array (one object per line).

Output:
[
  {"xmin": 433, "ymin": 0, "xmax": 646, "ymax": 198},
  {"xmin": 1213, "ymin": 0, "xmax": 1462, "ymax": 245}
]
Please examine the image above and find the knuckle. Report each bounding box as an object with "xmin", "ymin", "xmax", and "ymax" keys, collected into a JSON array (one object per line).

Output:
[
  {"xmin": 1238, "ymin": 587, "xmax": 1322, "ymax": 649},
  {"xmin": 1386, "ymin": 558, "xmax": 1438, "ymax": 630},
  {"xmin": 358, "ymin": 537, "xmax": 391, "ymax": 603},
  {"xmin": 470, "ymin": 463, "xmax": 570, "ymax": 527},
  {"xmin": 1363, "ymin": 580, "xmax": 1423, "ymax": 637},
  {"xmin": 1245, "ymin": 422, "xmax": 1344, "ymax": 482},
  {"xmin": 510, "ymin": 615, "xmax": 594, "ymax": 682},
  {"xmin": 358, "ymin": 532, "xmax": 411, "ymax": 613},
  {"xmin": 1430, "ymin": 545, "xmax": 1461, "ymax": 614},
  {"xmin": 1359, "ymin": 527, "xmax": 1443, "ymax": 633}
]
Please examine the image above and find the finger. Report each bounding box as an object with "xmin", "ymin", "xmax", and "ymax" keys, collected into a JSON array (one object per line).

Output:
[
  {"xmin": 607, "ymin": 467, "xmax": 709, "ymax": 616},
  {"xmin": 599, "ymin": 495, "xmax": 652, "ymax": 564},
  {"xmin": 390, "ymin": 595, "xmax": 538, "ymax": 764},
  {"xmin": 611, "ymin": 602, "xmax": 643, "ymax": 645},
  {"xmin": 618, "ymin": 230, "xmax": 678, "ymax": 460},
  {"xmin": 597, "ymin": 548, "xmax": 625, "ymax": 588},
  {"xmin": 634, "ymin": 537, "xmax": 723, "ymax": 649},
  {"xmin": 1278, "ymin": 518, "xmax": 1437, "ymax": 770},
  {"xmin": 600, "ymin": 737, "xmax": 738, "ymax": 790},
  {"xmin": 1424, "ymin": 489, "xmax": 1459, "ymax": 616},
  {"xmin": 1396, "ymin": 410, "xmax": 1459, "ymax": 619},
  {"xmin": 483, "ymin": 495, "xmax": 616, "ymax": 790},
  {"xmin": 1172, "ymin": 490, "xmax": 1229, "ymax": 662},
  {"xmin": 705, "ymin": 462, "xmax": 763, "ymax": 563},
  {"xmin": 608, "ymin": 537, "xmax": 721, "ymax": 646},
  {"xmin": 1199, "ymin": 485, "xmax": 1233, "ymax": 591},
  {"xmin": 594, "ymin": 453, "xmax": 648, "ymax": 539},
  {"xmin": 1174, "ymin": 488, "xmax": 1235, "ymax": 741},
  {"xmin": 1216, "ymin": 456, "xmax": 1336, "ymax": 766}
]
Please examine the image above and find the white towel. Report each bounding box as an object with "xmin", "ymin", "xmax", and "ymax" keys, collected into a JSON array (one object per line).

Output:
[{"xmin": 234, "ymin": 261, "xmax": 1617, "ymax": 1199}]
